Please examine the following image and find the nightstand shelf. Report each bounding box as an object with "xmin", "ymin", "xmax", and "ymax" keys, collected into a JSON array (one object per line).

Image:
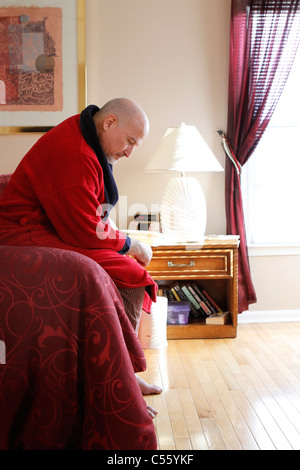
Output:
[{"xmin": 146, "ymin": 236, "xmax": 239, "ymax": 339}]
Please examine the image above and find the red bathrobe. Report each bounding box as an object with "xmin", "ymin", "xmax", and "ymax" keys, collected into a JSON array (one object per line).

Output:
[{"xmin": 0, "ymin": 112, "xmax": 156, "ymax": 311}]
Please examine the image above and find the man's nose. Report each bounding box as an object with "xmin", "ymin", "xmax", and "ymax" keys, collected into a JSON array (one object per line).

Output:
[{"xmin": 124, "ymin": 146, "xmax": 134, "ymax": 158}]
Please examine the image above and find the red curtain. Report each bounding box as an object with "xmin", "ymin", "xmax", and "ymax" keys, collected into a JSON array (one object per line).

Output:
[{"xmin": 224, "ymin": 0, "xmax": 300, "ymax": 312}]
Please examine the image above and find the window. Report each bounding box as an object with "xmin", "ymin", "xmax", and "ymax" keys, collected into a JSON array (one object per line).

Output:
[{"xmin": 242, "ymin": 27, "xmax": 300, "ymax": 245}]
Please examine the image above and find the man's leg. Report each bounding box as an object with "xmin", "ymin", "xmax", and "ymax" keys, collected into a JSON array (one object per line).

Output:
[
  {"xmin": 118, "ymin": 286, "xmax": 145, "ymax": 334},
  {"xmin": 118, "ymin": 287, "xmax": 162, "ymax": 397}
]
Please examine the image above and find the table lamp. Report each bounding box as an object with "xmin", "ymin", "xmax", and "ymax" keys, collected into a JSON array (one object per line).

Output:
[{"xmin": 145, "ymin": 123, "xmax": 223, "ymax": 243}]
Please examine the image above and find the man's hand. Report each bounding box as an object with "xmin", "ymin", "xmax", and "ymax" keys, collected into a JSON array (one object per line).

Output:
[{"xmin": 127, "ymin": 238, "xmax": 153, "ymax": 267}]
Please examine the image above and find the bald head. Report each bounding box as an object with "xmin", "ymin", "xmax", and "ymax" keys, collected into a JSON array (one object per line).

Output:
[
  {"xmin": 97, "ymin": 98, "xmax": 149, "ymax": 130},
  {"xmin": 93, "ymin": 98, "xmax": 149, "ymax": 165}
]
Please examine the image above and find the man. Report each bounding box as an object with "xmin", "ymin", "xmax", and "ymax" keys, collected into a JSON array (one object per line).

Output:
[{"xmin": 0, "ymin": 98, "xmax": 162, "ymax": 415}]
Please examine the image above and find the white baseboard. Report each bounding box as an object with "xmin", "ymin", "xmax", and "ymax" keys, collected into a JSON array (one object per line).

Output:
[{"xmin": 238, "ymin": 310, "xmax": 300, "ymax": 324}]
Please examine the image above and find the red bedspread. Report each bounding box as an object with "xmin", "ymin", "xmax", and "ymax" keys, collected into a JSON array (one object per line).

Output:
[{"xmin": 0, "ymin": 246, "xmax": 157, "ymax": 450}]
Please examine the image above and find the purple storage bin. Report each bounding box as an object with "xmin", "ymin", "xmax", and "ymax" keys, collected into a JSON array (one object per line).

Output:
[{"xmin": 167, "ymin": 301, "xmax": 190, "ymax": 324}]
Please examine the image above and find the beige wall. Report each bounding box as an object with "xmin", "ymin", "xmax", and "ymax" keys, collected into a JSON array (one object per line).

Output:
[
  {"xmin": 0, "ymin": 134, "xmax": 42, "ymax": 174},
  {"xmin": 0, "ymin": 0, "xmax": 299, "ymax": 313},
  {"xmin": 248, "ymin": 253, "xmax": 300, "ymax": 311}
]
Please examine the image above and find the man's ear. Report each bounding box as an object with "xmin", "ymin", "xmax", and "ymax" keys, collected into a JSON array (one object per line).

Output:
[{"xmin": 103, "ymin": 114, "xmax": 117, "ymax": 130}]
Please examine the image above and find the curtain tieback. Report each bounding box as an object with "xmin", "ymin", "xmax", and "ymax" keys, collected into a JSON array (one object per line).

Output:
[{"xmin": 217, "ymin": 131, "xmax": 242, "ymax": 175}]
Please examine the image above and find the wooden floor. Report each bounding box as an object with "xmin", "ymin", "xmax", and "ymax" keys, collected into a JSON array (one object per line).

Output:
[{"xmin": 138, "ymin": 322, "xmax": 300, "ymax": 450}]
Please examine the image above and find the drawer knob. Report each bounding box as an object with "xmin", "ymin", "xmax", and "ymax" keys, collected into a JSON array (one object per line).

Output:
[{"xmin": 167, "ymin": 261, "xmax": 195, "ymax": 268}]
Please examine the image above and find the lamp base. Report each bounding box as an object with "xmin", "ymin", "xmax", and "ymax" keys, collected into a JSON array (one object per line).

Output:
[{"xmin": 160, "ymin": 176, "xmax": 207, "ymax": 243}]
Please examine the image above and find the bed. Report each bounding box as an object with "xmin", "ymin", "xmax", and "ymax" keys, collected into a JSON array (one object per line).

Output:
[{"xmin": 0, "ymin": 174, "xmax": 157, "ymax": 450}]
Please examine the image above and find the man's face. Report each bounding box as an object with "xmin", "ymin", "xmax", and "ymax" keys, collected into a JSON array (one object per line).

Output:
[{"xmin": 100, "ymin": 115, "xmax": 148, "ymax": 165}]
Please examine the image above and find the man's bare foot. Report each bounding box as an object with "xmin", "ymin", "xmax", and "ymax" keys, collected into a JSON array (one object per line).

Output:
[
  {"xmin": 136, "ymin": 374, "xmax": 163, "ymax": 395},
  {"xmin": 147, "ymin": 404, "xmax": 158, "ymax": 419}
]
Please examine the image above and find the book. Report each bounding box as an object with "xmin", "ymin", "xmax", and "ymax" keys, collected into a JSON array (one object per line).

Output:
[
  {"xmin": 205, "ymin": 312, "xmax": 229, "ymax": 325},
  {"xmin": 163, "ymin": 288, "xmax": 176, "ymax": 302},
  {"xmin": 134, "ymin": 212, "xmax": 158, "ymax": 222},
  {"xmin": 187, "ymin": 284, "xmax": 211, "ymax": 317},
  {"xmin": 180, "ymin": 284, "xmax": 206, "ymax": 318},
  {"xmin": 170, "ymin": 287, "xmax": 181, "ymax": 301},
  {"xmin": 191, "ymin": 283, "xmax": 215, "ymax": 316},
  {"xmin": 202, "ymin": 289, "xmax": 223, "ymax": 314},
  {"xmin": 172, "ymin": 283, "xmax": 190, "ymax": 302},
  {"xmin": 180, "ymin": 285, "xmax": 199, "ymax": 308}
]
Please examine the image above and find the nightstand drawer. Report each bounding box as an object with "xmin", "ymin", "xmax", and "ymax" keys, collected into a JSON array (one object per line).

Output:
[{"xmin": 147, "ymin": 249, "xmax": 233, "ymax": 280}]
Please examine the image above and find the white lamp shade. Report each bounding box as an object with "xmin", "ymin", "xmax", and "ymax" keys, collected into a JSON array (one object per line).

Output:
[
  {"xmin": 160, "ymin": 176, "xmax": 207, "ymax": 243},
  {"xmin": 145, "ymin": 123, "xmax": 223, "ymax": 173}
]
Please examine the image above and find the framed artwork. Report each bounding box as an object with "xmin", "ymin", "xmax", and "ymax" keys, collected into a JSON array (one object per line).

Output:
[{"xmin": 0, "ymin": 0, "xmax": 86, "ymax": 133}]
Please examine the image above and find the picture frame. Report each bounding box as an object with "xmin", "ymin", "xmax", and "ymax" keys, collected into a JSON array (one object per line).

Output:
[{"xmin": 0, "ymin": 0, "xmax": 86, "ymax": 134}]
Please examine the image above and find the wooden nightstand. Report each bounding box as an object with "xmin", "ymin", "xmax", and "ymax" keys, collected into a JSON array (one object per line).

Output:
[{"xmin": 146, "ymin": 236, "xmax": 239, "ymax": 339}]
